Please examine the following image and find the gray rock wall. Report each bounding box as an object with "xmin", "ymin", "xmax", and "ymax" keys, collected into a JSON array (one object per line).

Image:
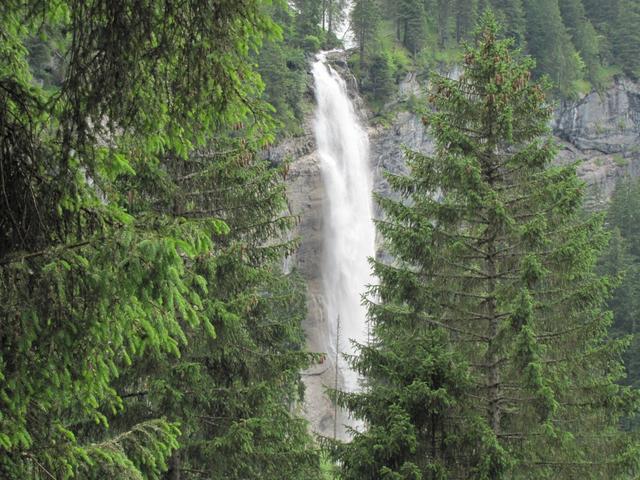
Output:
[
  {"xmin": 554, "ymin": 78, "xmax": 640, "ymax": 205},
  {"xmin": 271, "ymin": 112, "xmax": 353, "ymax": 439}
]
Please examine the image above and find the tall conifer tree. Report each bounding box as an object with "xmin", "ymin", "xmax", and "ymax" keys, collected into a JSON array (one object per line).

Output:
[
  {"xmin": 455, "ymin": 0, "xmax": 479, "ymax": 43},
  {"xmin": 0, "ymin": 1, "xmax": 321, "ymax": 478},
  {"xmin": 523, "ymin": 0, "xmax": 583, "ymax": 95},
  {"xmin": 337, "ymin": 12, "xmax": 640, "ymax": 479},
  {"xmin": 490, "ymin": 0, "xmax": 527, "ymax": 47},
  {"xmin": 559, "ymin": 0, "xmax": 602, "ymax": 87},
  {"xmin": 601, "ymin": 177, "xmax": 640, "ymax": 403},
  {"xmin": 613, "ymin": 0, "xmax": 640, "ymax": 78},
  {"xmin": 352, "ymin": 0, "xmax": 382, "ymax": 64}
]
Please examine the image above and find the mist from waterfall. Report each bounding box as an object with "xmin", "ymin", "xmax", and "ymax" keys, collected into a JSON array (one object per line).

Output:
[{"xmin": 311, "ymin": 52, "xmax": 376, "ymax": 395}]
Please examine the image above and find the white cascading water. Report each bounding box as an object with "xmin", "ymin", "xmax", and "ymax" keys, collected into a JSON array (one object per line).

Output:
[{"xmin": 312, "ymin": 52, "xmax": 376, "ymax": 396}]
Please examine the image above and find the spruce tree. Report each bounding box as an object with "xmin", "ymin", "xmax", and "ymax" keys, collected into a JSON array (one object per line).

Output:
[
  {"xmin": 106, "ymin": 138, "xmax": 322, "ymax": 479},
  {"xmin": 490, "ymin": 0, "xmax": 527, "ymax": 47},
  {"xmin": 293, "ymin": 0, "xmax": 323, "ymax": 38},
  {"xmin": 352, "ymin": 0, "xmax": 382, "ymax": 65},
  {"xmin": 559, "ymin": 0, "xmax": 603, "ymax": 87},
  {"xmin": 435, "ymin": 0, "xmax": 451, "ymax": 48},
  {"xmin": 607, "ymin": 176, "xmax": 640, "ymax": 258},
  {"xmin": 582, "ymin": 0, "xmax": 621, "ymax": 33},
  {"xmin": 523, "ymin": 0, "xmax": 583, "ymax": 95},
  {"xmin": 600, "ymin": 228, "xmax": 640, "ymax": 400},
  {"xmin": 455, "ymin": 0, "xmax": 479, "ymax": 43},
  {"xmin": 0, "ymin": 1, "xmax": 321, "ymax": 478},
  {"xmin": 613, "ymin": 0, "xmax": 640, "ymax": 78},
  {"xmin": 258, "ymin": 3, "xmax": 308, "ymax": 136},
  {"xmin": 601, "ymin": 177, "xmax": 640, "ymax": 401},
  {"xmin": 337, "ymin": 12, "xmax": 640, "ymax": 479}
]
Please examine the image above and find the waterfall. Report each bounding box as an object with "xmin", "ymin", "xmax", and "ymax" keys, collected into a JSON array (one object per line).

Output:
[{"xmin": 311, "ymin": 52, "xmax": 376, "ymax": 397}]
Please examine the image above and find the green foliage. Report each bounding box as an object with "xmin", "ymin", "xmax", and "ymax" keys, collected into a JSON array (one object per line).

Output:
[
  {"xmin": 108, "ymin": 144, "xmax": 322, "ymax": 479},
  {"xmin": 607, "ymin": 177, "xmax": 640, "ymax": 257},
  {"xmin": 351, "ymin": 0, "xmax": 636, "ymax": 102},
  {"xmin": 401, "ymin": 0, "xmax": 428, "ymax": 53},
  {"xmin": 349, "ymin": 0, "xmax": 408, "ymax": 109},
  {"xmin": 304, "ymin": 35, "xmax": 323, "ymax": 52},
  {"xmin": 0, "ymin": 1, "xmax": 320, "ymax": 478},
  {"xmin": 559, "ymin": 0, "xmax": 602, "ymax": 89},
  {"xmin": 291, "ymin": 0, "xmax": 348, "ymax": 51},
  {"xmin": 293, "ymin": 0, "xmax": 323, "ymax": 39},
  {"xmin": 257, "ymin": 3, "xmax": 309, "ymax": 136},
  {"xmin": 583, "ymin": 0, "xmax": 621, "ymax": 30},
  {"xmin": 337, "ymin": 13, "xmax": 640, "ymax": 479},
  {"xmin": 489, "ymin": 0, "xmax": 527, "ymax": 47},
  {"xmin": 361, "ymin": 53, "xmax": 396, "ymax": 108},
  {"xmin": 76, "ymin": 420, "xmax": 181, "ymax": 480},
  {"xmin": 523, "ymin": 0, "xmax": 584, "ymax": 96},
  {"xmin": 352, "ymin": 0, "xmax": 382, "ymax": 64},
  {"xmin": 601, "ymin": 178, "xmax": 640, "ymax": 425},
  {"xmin": 613, "ymin": 0, "xmax": 640, "ymax": 78},
  {"xmin": 370, "ymin": 54, "xmax": 395, "ymax": 98},
  {"xmin": 455, "ymin": 0, "xmax": 480, "ymax": 43},
  {"xmin": 322, "ymin": 0, "xmax": 349, "ymax": 39}
]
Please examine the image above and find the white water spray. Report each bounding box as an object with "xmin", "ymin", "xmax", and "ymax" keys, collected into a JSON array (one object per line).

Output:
[{"xmin": 312, "ymin": 52, "xmax": 376, "ymax": 395}]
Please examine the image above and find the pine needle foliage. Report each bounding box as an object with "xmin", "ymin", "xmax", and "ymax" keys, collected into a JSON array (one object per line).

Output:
[
  {"xmin": 106, "ymin": 141, "xmax": 323, "ymax": 479},
  {"xmin": 600, "ymin": 177, "xmax": 640, "ymax": 430},
  {"xmin": 336, "ymin": 12, "xmax": 640, "ymax": 479},
  {"xmin": 1, "ymin": 1, "xmax": 320, "ymax": 478}
]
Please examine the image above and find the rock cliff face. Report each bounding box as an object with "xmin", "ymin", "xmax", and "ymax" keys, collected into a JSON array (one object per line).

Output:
[
  {"xmin": 274, "ymin": 68, "xmax": 640, "ymax": 436},
  {"xmin": 273, "ymin": 131, "xmax": 345, "ymax": 438},
  {"xmin": 371, "ymin": 74, "xmax": 640, "ymax": 206},
  {"xmin": 553, "ymin": 78, "xmax": 640, "ymax": 205}
]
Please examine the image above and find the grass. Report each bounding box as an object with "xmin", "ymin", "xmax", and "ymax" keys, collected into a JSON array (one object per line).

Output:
[
  {"xmin": 320, "ymin": 451, "xmax": 338, "ymax": 479},
  {"xmin": 592, "ymin": 64, "xmax": 623, "ymax": 91},
  {"xmin": 570, "ymin": 79, "xmax": 592, "ymax": 98},
  {"xmin": 613, "ymin": 154, "xmax": 629, "ymax": 167}
]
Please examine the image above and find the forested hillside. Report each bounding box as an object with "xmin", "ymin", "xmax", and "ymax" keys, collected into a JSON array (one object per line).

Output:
[
  {"xmin": 346, "ymin": 0, "xmax": 640, "ymax": 102},
  {"xmin": 2, "ymin": 1, "xmax": 640, "ymax": 479}
]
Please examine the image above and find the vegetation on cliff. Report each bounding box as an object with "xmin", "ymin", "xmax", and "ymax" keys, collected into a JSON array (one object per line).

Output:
[{"xmin": 348, "ymin": 0, "xmax": 640, "ymax": 104}]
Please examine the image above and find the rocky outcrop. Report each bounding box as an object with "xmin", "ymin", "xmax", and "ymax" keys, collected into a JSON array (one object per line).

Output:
[
  {"xmin": 369, "ymin": 111, "xmax": 430, "ymax": 198},
  {"xmin": 370, "ymin": 74, "xmax": 640, "ymax": 206},
  {"xmin": 554, "ymin": 78, "xmax": 640, "ymax": 154},
  {"xmin": 554, "ymin": 78, "xmax": 640, "ymax": 204},
  {"xmin": 282, "ymin": 135, "xmax": 344, "ymax": 438},
  {"xmin": 273, "ymin": 111, "xmax": 353, "ymax": 439}
]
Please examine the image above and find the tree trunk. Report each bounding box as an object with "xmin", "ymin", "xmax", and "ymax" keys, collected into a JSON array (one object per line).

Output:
[
  {"xmin": 166, "ymin": 452, "xmax": 181, "ymax": 480},
  {"xmin": 403, "ymin": 19, "xmax": 408, "ymax": 48},
  {"xmin": 322, "ymin": 0, "xmax": 327, "ymax": 31},
  {"xmin": 484, "ymin": 101, "xmax": 501, "ymax": 437},
  {"xmin": 486, "ymin": 237, "xmax": 501, "ymax": 435}
]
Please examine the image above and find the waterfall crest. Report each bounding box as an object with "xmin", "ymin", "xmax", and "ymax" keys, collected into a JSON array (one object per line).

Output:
[{"xmin": 312, "ymin": 52, "xmax": 376, "ymax": 398}]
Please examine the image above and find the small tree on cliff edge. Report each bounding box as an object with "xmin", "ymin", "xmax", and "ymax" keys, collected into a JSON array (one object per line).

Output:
[{"xmin": 336, "ymin": 12, "xmax": 640, "ymax": 479}]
